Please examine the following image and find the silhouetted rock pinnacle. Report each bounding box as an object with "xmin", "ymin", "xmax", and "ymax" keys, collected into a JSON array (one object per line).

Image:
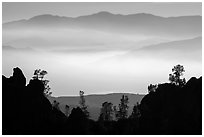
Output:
[{"xmin": 9, "ymin": 67, "xmax": 26, "ymax": 87}]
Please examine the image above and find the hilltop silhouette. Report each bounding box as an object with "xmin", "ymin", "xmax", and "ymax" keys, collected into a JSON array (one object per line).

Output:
[
  {"xmin": 140, "ymin": 77, "xmax": 202, "ymax": 134},
  {"xmin": 2, "ymin": 67, "xmax": 202, "ymax": 135}
]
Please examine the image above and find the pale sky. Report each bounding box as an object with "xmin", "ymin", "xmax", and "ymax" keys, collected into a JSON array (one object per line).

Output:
[{"xmin": 3, "ymin": 2, "xmax": 202, "ymax": 23}]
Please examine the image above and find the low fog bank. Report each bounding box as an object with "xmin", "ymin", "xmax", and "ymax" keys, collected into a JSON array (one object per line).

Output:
[{"xmin": 2, "ymin": 49, "xmax": 201, "ymax": 96}]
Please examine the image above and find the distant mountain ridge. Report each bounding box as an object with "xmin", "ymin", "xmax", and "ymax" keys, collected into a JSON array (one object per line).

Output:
[
  {"xmin": 49, "ymin": 93, "xmax": 145, "ymax": 106},
  {"xmin": 137, "ymin": 36, "xmax": 202, "ymax": 51},
  {"xmin": 3, "ymin": 12, "xmax": 201, "ymax": 38},
  {"xmin": 3, "ymin": 11, "xmax": 201, "ymax": 24},
  {"xmin": 48, "ymin": 93, "xmax": 145, "ymax": 120}
]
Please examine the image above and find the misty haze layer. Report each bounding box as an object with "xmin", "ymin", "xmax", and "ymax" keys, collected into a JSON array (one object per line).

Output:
[{"xmin": 2, "ymin": 12, "xmax": 202, "ymax": 96}]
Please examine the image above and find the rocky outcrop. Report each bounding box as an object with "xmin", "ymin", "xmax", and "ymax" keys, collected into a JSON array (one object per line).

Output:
[
  {"xmin": 2, "ymin": 67, "xmax": 66, "ymax": 134},
  {"xmin": 139, "ymin": 77, "xmax": 202, "ymax": 134}
]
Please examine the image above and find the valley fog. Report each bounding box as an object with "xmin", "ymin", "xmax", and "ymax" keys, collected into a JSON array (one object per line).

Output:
[{"xmin": 3, "ymin": 50, "xmax": 201, "ymax": 96}]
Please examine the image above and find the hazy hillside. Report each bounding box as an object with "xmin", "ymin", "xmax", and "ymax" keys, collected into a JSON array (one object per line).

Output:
[
  {"xmin": 107, "ymin": 36, "xmax": 202, "ymax": 62},
  {"xmin": 138, "ymin": 36, "xmax": 202, "ymax": 52},
  {"xmin": 134, "ymin": 36, "xmax": 202, "ymax": 62},
  {"xmin": 48, "ymin": 93, "xmax": 145, "ymax": 120}
]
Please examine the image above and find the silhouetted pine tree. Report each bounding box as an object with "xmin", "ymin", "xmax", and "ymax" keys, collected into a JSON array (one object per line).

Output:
[
  {"xmin": 79, "ymin": 90, "xmax": 89, "ymax": 118},
  {"xmin": 169, "ymin": 64, "xmax": 186, "ymax": 87},
  {"xmin": 32, "ymin": 69, "xmax": 52, "ymax": 96},
  {"xmin": 130, "ymin": 102, "xmax": 141, "ymax": 119},
  {"xmin": 98, "ymin": 102, "xmax": 114, "ymax": 121},
  {"xmin": 148, "ymin": 84, "xmax": 157, "ymax": 93},
  {"xmin": 116, "ymin": 95, "xmax": 129, "ymax": 120}
]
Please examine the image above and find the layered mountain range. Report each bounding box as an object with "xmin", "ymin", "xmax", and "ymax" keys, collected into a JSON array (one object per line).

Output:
[{"xmin": 3, "ymin": 12, "xmax": 202, "ymax": 52}]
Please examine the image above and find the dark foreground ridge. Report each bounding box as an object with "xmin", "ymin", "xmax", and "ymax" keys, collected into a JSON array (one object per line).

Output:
[{"xmin": 2, "ymin": 67, "xmax": 202, "ymax": 135}]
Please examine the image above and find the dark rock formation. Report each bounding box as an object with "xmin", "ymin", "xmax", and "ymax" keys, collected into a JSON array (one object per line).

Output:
[
  {"xmin": 2, "ymin": 67, "xmax": 66, "ymax": 134},
  {"xmin": 139, "ymin": 77, "xmax": 202, "ymax": 134},
  {"xmin": 2, "ymin": 67, "xmax": 202, "ymax": 135}
]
